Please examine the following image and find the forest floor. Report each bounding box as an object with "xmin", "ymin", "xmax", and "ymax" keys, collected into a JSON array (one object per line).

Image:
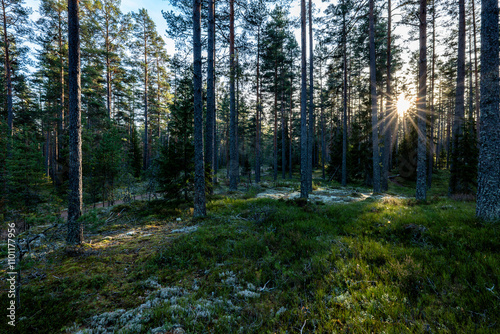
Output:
[{"xmin": 1, "ymin": 170, "xmax": 499, "ymax": 333}]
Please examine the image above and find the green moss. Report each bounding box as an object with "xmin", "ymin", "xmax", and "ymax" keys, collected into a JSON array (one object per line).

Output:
[{"xmin": 4, "ymin": 182, "xmax": 499, "ymax": 333}]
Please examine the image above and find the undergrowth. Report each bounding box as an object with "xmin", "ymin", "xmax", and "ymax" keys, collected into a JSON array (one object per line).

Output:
[{"xmin": 0, "ymin": 185, "xmax": 499, "ymax": 333}]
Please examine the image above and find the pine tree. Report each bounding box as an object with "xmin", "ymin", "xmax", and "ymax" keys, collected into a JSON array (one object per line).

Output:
[
  {"xmin": 415, "ymin": 0, "xmax": 427, "ymax": 201},
  {"xmin": 131, "ymin": 8, "xmax": 159, "ymax": 171},
  {"xmin": 476, "ymin": 0, "xmax": 500, "ymax": 221},
  {"xmin": 67, "ymin": 0, "xmax": 83, "ymax": 245},
  {"xmin": 369, "ymin": 0, "xmax": 380, "ymax": 193},
  {"xmin": 192, "ymin": 0, "xmax": 206, "ymax": 216}
]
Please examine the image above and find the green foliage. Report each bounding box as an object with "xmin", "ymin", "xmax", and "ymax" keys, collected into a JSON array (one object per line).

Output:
[
  {"xmin": 155, "ymin": 69, "xmax": 194, "ymax": 200},
  {"xmin": 84, "ymin": 125, "xmax": 123, "ymax": 204},
  {"xmin": 4, "ymin": 128, "xmax": 48, "ymax": 212},
  {"xmin": 127, "ymin": 125, "xmax": 143, "ymax": 178},
  {"xmin": 398, "ymin": 125, "xmax": 418, "ymax": 181},
  {"xmin": 449, "ymin": 120, "xmax": 479, "ymax": 195}
]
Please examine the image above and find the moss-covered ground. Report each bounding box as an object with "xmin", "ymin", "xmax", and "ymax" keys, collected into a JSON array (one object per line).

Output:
[{"xmin": 1, "ymin": 171, "xmax": 499, "ymax": 333}]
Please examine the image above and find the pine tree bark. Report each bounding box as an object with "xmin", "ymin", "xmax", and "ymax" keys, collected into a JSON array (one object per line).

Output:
[
  {"xmin": 205, "ymin": 0, "xmax": 215, "ymax": 193},
  {"xmin": 255, "ymin": 27, "xmax": 261, "ymax": 183},
  {"xmin": 476, "ymin": 0, "xmax": 500, "ymax": 221},
  {"xmin": 416, "ymin": 0, "xmax": 427, "ymax": 200},
  {"xmin": 300, "ymin": 0, "xmax": 308, "ymax": 198},
  {"xmin": 1, "ymin": 0, "xmax": 13, "ymax": 139},
  {"xmin": 341, "ymin": 6, "xmax": 348, "ymax": 187},
  {"xmin": 449, "ymin": 0, "xmax": 466, "ymax": 195},
  {"xmin": 427, "ymin": 2, "xmax": 436, "ymax": 188},
  {"xmin": 67, "ymin": 0, "xmax": 83, "ymax": 245},
  {"xmin": 143, "ymin": 36, "xmax": 149, "ymax": 170},
  {"xmin": 382, "ymin": 0, "xmax": 392, "ymax": 191},
  {"xmin": 106, "ymin": 19, "xmax": 112, "ymax": 119},
  {"xmin": 307, "ymin": 0, "xmax": 314, "ymax": 192},
  {"xmin": 193, "ymin": 0, "xmax": 206, "ymax": 217},
  {"xmin": 229, "ymin": 0, "xmax": 238, "ymax": 190},
  {"xmin": 369, "ymin": 0, "xmax": 380, "ymax": 193},
  {"xmin": 472, "ymin": 0, "xmax": 480, "ymax": 137}
]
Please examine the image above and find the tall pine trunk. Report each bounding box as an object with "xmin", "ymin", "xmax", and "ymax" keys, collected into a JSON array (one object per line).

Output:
[
  {"xmin": 449, "ymin": 0, "xmax": 466, "ymax": 195},
  {"xmin": 229, "ymin": 0, "xmax": 238, "ymax": 190},
  {"xmin": 143, "ymin": 37, "xmax": 149, "ymax": 170},
  {"xmin": 307, "ymin": 0, "xmax": 314, "ymax": 192},
  {"xmin": 2, "ymin": 0, "xmax": 13, "ymax": 140},
  {"xmin": 67, "ymin": 0, "xmax": 83, "ymax": 245},
  {"xmin": 369, "ymin": 0, "xmax": 380, "ymax": 193},
  {"xmin": 205, "ymin": 0, "xmax": 215, "ymax": 193},
  {"xmin": 382, "ymin": 0, "xmax": 392, "ymax": 191},
  {"xmin": 193, "ymin": 0, "xmax": 206, "ymax": 217},
  {"xmin": 416, "ymin": 0, "xmax": 427, "ymax": 200},
  {"xmin": 300, "ymin": 0, "xmax": 308, "ymax": 198},
  {"xmin": 255, "ymin": 27, "xmax": 261, "ymax": 183},
  {"xmin": 341, "ymin": 6, "xmax": 348, "ymax": 187},
  {"xmin": 476, "ymin": 0, "xmax": 500, "ymax": 220},
  {"xmin": 427, "ymin": 2, "xmax": 436, "ymax": 188}
]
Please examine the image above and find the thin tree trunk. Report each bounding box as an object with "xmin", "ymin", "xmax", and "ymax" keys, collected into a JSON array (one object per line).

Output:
[
  {"xmin": 416, "ymin": 0, "xmax": 427, "ymax": 200},
  {"xmin": 274, "ymin": 65, "xmax": 278, "ymax": 181},
  {"xmin": 58, "ymin": 15, "xmax": 65, "ymax": 176},
  {"xmin": 300, "ymin": 0, "xmax": 308, "ymax": 198},
  {"xmin": 289, "ymin": 72, "xmax": 293, "ymax": 180},
  {"xmin": 281, "ymin": 90, "xmax": 286, "ymax": 179},
  {"xmin": 205, "ymin": 0, "xmax": 215, "ymax": 193},
  {"xmin": 427, "ymin": 1, "xmax": 436, "ymax": 189},
  {"xmin": 382, "ymin": 0, "xmax": 392, "ymax": 191},
  {"xmin": 341, "ymin": 6, "xmax": 348, "ymax": 187},
  {"xmin": 449, "ymin": 0, "xmax": 466, "ymax": 195},
  {"xmin": 106, "ymin": 22, "xmax": 112, "ymax": 119},
  {"xmin": 369, "ymin": 0, "xmax": 380, "ymax": 193},
  {"xmin": 476, "ymin": 0, "xmax": 500, "ymax": 220},
  {"xmin": 2, "ymin": 0, "xmax": 13, "ymax": 141},
  {"xmin": 255, "ymin": 27, "xmax": 261, "ymax": 183},
  {"xmin": 229, "ymin": 0, "xmax": 238, "ymax": 190},
  {"xmin": 307, "ymin": 0, "xmax": 314, "ymax": 192},
  {"xmin": 67, "ymin": 0, "xmax": 83, "ymax": 245},
  {"xmin": 472, "ymin": 0, "xmax": 480, "ymax": 137},
  {"xmin": 193, "ymin": 0, "xmax": 206, "ymax": 216},
  {"xmin": 143, "ymin": 34, "xmax": 149, "ymax": 170},
  {"xmin": 320, "ymin": 57, "xmax": 326, "ymax": 180}
]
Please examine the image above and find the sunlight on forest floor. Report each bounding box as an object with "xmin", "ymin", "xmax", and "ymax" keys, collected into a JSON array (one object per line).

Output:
[{"xmin": 256, "ymin": 186, "xmax": 407, "ymax": 204}]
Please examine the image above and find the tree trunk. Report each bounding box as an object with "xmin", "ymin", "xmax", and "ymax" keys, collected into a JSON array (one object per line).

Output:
[
  {"xmin": 281, "ymin": 90, "xmax": 286, "ymax": 179},
  {"xmin": 341, "ymin": 7, "xmax": 348, "ymax": 187},
  {"xmin": 472, "ymin": 0, "xmax": 480, "ymax": 137},
  {"xmin": 193, "ymin": 0, "xmax": 206, "ymax": 217},
  {"xmin": 205, "ymin": 0, "xmax": 215, "ymax": 193},
  {"xmin": 382, "ymin": 0, "xmax": 392, "ymax": 191},
  {"xmin": 369, "ymin": 0, "xmax": 380, "ymax": 193},
  {"xmin": 289, "ymin": 70, "xmax": 293, "ymax": 180},
  {"xmin": 320, "ymin": 57, "xmax": 326, "ymax": 180},
  {"xmin": 106, "ymin": 22, "xmax": 112, "ymax": 119},
  {"xmin": 143, "ymin": 35, "xmax": 149, "ymax": 170},
  {"xmin": 2, "ymin": 0, "xmax": 13, "ymax": 139},
  {"xmin": 476, "ymin": 0, "xmax": 500, "ymax": 221},
  {"xmin": 274, "ymin": 65, "xmax": 278, "ymax": 181},
  {"xmin": 307, "ymin": 0, "xmax": 314, "ymax": 192},
  {"xmin": 67, "ymin": 0, "xmax": 83, "ymax": 245},
  {"xmin": 427, "ymin": 2, "xmax": 436, "ymax": 188},
  {"xmin": 58, "ymin": 15, "xmax": 65, "ymax": 176},
  {"xmin": 229, "ymin": 0, "xmax": 238, "ymax": 190},
  {"xmin": 416, "ymin": 0, "xmax": 427, "ymax": 200},
  {"xmin": 300, "ymin": 0, "xmax": 308, "ymax": 198},
  {"xmin": 449, "ymin": 0, "xmax": 466, "ymax": 195},
  {"xmin": 255, "ymin": 27, "xmax": 261, "ymax": 183}
]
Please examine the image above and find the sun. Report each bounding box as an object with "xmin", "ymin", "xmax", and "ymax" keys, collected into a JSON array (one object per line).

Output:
[{"xmin": 396, "ymin": 95, "xmax": 411, "ymax": 117}]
